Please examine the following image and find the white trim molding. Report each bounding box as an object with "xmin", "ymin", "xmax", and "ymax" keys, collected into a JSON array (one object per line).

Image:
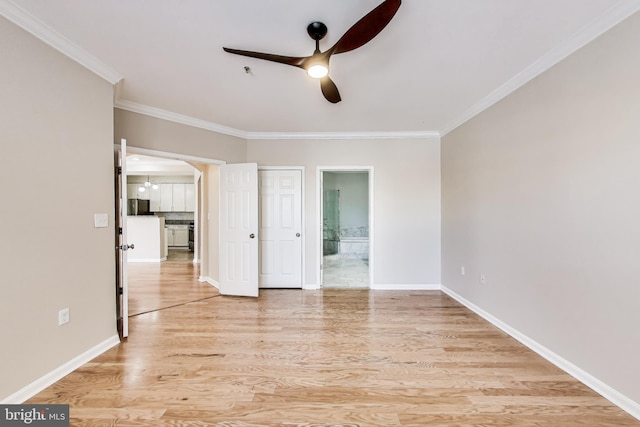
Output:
[
  {"xmin": 115, "ymin": 100, "xmax": 247, "ymax": 139},
  {"xmin": 123, "ymin": 145, "xmax": 226, "ymax": 166},
  {"xmin": 440, "ymin": 0, "xmax": 640, "ymax": 136},
  {"xmin": 248, "ymin": 130, "xmax": 440, "ymax": 140},
  {"xmin": 441, "ymin": 286, "xmax": 640, "ymax": 421},
  {"xmin": 199, "ymin": 276, "xmax": 220, "ymax": 289},
  {"xmin": 371, "ymin": 284, "xmax": 441, "ymax": 291},
  {"xmin": 128, "ymin": 258, "xmax": 165, "ymax": 263},
  {"xmin": 0, "ymin": 0, "xmax": 122, "ymax": 84},
  {"xmin": 116, "ymin": 100, "xmax": 440, "ymax": 141},
  {"xmin": 1, "ymin": 335, "xmax": 120, "ymax": 404},
  {"xmin": 317, "ymin": 166, "xmax": 375, "ymax": 290}
]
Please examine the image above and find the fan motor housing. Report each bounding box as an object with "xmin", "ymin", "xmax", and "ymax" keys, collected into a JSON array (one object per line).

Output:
[{"xmin": 307, "ymin": 22, "xmax": 328, "ymax": 41}]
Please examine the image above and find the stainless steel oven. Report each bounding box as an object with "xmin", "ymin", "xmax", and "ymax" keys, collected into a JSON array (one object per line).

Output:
[{"xmin": 188, "ymin": 223, "xmax": 194, "ymax": 251}]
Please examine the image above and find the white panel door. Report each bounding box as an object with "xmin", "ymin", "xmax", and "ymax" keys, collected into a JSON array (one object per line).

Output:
[
  {"xmin": 219, "ymin": 163, "xmax": 259, "ymax": 297},
  {"xmin": 259, "ymin": 170, "xmax": 302, "ymax": 288}
]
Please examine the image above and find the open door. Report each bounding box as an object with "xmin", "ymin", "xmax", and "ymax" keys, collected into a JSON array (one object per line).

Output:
[
  {"xmin": 219, "ymin": 163, "xmax": 259, "ymax": 297},
  {"xmin": 114, "ymin": 138, "xmax": 131, "ymax": 338}
]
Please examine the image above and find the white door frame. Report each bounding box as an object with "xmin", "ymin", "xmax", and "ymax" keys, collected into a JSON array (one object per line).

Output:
[
  {"xmin": 258, "ymin": 166, "xmax": 306, "ymax": 289},
  {"xmin": 316, "ymin": 166, "xmax": 374, "ymax": 288}
]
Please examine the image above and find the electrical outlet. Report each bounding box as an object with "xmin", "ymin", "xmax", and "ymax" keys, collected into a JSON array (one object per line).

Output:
[
  {"xmin": 480, "ymin": 274, "xmax": 486, "ymax": 285},
  {"xmin": 58, "ymin": 308, "xmax": 70, "ymax": 326},
  {"xmin": 461, "ymin": 266, "xmax": 466, "ymax": 276}
]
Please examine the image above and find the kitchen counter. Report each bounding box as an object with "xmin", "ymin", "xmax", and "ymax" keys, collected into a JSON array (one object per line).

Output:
[
  {"xmin": 127, "ymin": 216, "xmax": 166, "ymax": 262},
  {"xmin": 164, "ymin": 220, "xmax": 194, "ymax": 225}
]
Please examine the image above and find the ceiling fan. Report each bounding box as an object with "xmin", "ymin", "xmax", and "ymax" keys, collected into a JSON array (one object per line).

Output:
[{"xmin": 222, "ymin": 0, "xmax": 402, "ymax": 103}]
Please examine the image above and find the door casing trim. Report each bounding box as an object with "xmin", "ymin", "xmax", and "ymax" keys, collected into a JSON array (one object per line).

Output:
[{"xmin": 316, "ymin": 166, "xmax": 374, "ymax": 289}]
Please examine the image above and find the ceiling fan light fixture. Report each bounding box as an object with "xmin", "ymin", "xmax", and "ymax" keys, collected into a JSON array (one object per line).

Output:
[
  {"xmin": 307, "ymin": 63, "xmax": 328, "ymax": 79},
  {"xmin": 222, "ymin": 0, "xmax": 402, "ymax": 102}
]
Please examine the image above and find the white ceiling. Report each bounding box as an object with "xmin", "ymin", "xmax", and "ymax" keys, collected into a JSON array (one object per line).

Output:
[{"xmin": 3, "ymin": 0, "xmax": 638, "ymax": 136}]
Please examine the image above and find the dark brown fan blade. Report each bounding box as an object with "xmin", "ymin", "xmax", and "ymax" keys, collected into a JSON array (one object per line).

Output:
[
  {"xmin": 320, "ymin": 76, "xmax": 341, "ymax": 103},
  {"xmin": 223, "ymin": 47, "xmax": 308, "ymax": 68},
  {"xmin": 329, "ymin": 0, "xmax": 401, "ymax": 55}
]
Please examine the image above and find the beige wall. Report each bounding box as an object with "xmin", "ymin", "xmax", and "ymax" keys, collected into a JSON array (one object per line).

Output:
[
  {"xmin": 247, "ymin": 138, "xmax": 441, "ymax": 287},
  {"xmin": 114, "ymin": 108, "xmax": 442, "ymax": 288},
  {"xmin": 115, "ymin": 109, "xmax": 246, "ymax": 163},
  {"xmin": 0, "ymin": 17, "xmax": 116, "ymax": 399},
  {"xmin": 206, "ymin": 165, "xmax": 221, "ymax": 284},
  {"xmin": 442, "ymin": 11, "xmax": 640, "ymax": 404},
  {"xmin": 114, "ymin": 111, "xmax": 244, "ymax": 286}
]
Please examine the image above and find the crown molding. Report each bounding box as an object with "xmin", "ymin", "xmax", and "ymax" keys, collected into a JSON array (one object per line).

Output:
[
  {"xmin": 115, "ymin": 100, "xmax": 248, "ymax": 139},
  {"xmin": 116, "ymin": 99, "xmax": 440, "ymax": 141},
  {"xmin": 0, "ymin": 0, "xmax": 123, "ymax": 84},
  {"xmin": 439, "ymin": 0, "xmax": 640, "ymax": 137},
  {"xmin": 246, "ymin": 130, "xmax": 440, "ymax": 140}
]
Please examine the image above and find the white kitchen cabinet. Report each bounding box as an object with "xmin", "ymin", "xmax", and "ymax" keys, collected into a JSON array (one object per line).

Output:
[
  {"xmin": 166, "ymin": 224, "xmax": 189, "ymax": 247},
  {"xmin": 154, "ymin": 182, "xmax": 196, "ymax": 212},
  {"xmin": 160, "ymin": 184, "xmax": 173, "ymax": 211},
  {"xmin": 186, "ymin": 183, "xmax": 196, "ymax": 211},
  {"xmin": 150, "ymin": 186, "xmax": 161, "ymax": 211},
  {"xmin": 172, "ymin": 183, "xmax": 186, "ymax": 212},
  {"xmin": 166, "ymin": 227, "xmax": 174, "ymax": 246},
  {"xmin": 174, "ymin": 226, "xmax": 189, "ymax": 246}
]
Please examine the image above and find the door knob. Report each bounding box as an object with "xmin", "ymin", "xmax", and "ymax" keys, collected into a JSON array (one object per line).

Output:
[
  {"xmin": 249, "ymin": 234, "xmax": 255, "ymax": 239},
  {"xmin": 116, "ymin": 244, "xmax": 135, "ymax": 251},
  {"xmin": 296, "ymin": 233, "xmax": 301, "ymax": 237}
]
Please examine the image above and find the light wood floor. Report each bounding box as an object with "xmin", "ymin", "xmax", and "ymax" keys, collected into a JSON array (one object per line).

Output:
[
  {"xmin": 127, "ymin": 254, "xmax": 219, "ymax": 316},
  {"xmin": 28, "ymin": 263, "xmax": 638, "ymax": 426}
]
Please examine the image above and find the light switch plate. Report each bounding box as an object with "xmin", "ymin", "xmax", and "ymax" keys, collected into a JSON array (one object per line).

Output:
[{"xmin": 94, "ymin": 213, "xmax": 109, "ymax": 228}]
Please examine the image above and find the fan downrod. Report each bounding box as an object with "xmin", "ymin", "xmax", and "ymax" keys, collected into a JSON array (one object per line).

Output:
[{"xmin": 307, "ymin": 22, "xmax": 328, "ymax": 41}]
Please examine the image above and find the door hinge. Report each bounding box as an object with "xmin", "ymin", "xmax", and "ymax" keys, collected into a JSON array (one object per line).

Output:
[
  {"xmin": 118, "ymin": 287, "xmax": 123, "ymax": 295},
  {"xmin": 118, "ymin": 227, "xmax": 123, "ymax": 235},
  {"xmin": 116, "ymin": 166, "xmax": 122, "ymax": 175}
]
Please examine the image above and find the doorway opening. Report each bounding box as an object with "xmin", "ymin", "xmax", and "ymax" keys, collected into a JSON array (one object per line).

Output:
[
  {"xmin": 125, "ymin": 153, "xmax": 204, "ymax": 316},
  {"xmin": 319, "ymin": 168, "xmax": 373, "ymax": 289},
  {"xmin": 117, "ymin": 146, "xmax": 224, "ymax": 336}
]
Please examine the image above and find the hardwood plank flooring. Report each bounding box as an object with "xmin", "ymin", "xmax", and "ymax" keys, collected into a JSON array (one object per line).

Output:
[
  {"xmin": 127, "ymin": 256, "xmax": 218, "ymax": 316},
  {"xmin": 28, "ymin": 288, "xmax": 638, "ymax": 426}
]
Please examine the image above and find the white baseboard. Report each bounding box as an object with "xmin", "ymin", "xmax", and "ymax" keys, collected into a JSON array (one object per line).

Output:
[
  {"xmin": 199, "ymin": 276, "xmax": 219, "ymax": 289},
  {"xmin": 1, "ymin": 334, "xmax": 120, "ymax": 404},
  {"xmin": 302, "ymin": 284, "xmax": 441, "ymax": 291},
  {"xmin": 127, "ymin": 258, "xmax": 163, "ymax": 263},
  {"xmin": 370, "ymin": 283, "xmax": 441, "ymax": 291},
  {"xmin": 441, "ymin": 286, "xmax": 640, "ymax": 421}
]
